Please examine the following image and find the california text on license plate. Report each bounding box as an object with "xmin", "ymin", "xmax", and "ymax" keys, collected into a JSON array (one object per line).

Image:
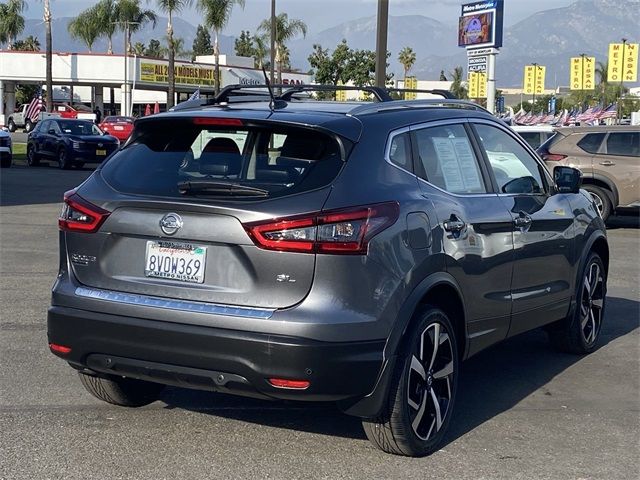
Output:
[
  {"xmin": 96, "ymin": 149, "xmax": 107, "ymax": 156},
  {"xmin": 144, "ymin": 241, "xmax": 206, "ymax": 283}
]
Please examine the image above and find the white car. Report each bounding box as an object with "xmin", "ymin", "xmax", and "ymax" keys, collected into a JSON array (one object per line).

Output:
[
  {"xmin": 0, "ymin": 127, "xmax": 12, "ymax": 168},
  {"xmin": 511, "ymin": 125, "xmax": 555, "ymax": 150}
]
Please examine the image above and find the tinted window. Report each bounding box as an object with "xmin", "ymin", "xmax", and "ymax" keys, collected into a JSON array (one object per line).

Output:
[
  {"xmin": 475, "ymin": 124, "xmax": 545, "ymax": 194},
  {"xmin": 101, "ymin": 119, "xmax": 345, "ymax": 200},
  {"xmin": 606, "ymin": 132, "xmax": 639, "ymax": 157},
  {"xmin": 577, "ymin": 133, "xmax": 605, "ymax": 154},
  {"xmin": 38, "ymin": 120, "xmax": 49, "ymax": 132},
  {"xmin": 518, "ymin": 131, "xmax": 542, "ymax": 149},
  {"xmin": 413, "ymin": 124, "xmax": 487, "ymax": 194},
  {"xmin": 387, "ymin": 132, "xmax": 412, "ymax": 172}
]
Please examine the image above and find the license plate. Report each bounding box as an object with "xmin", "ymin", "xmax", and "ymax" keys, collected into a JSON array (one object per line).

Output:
[
  {"xmin": 144, "ymin": 241, "xmax": 206, "ymax": 284},
  {"xmin": 114, "ymin": 126, "xmax": 124, "ymax": 131},
  {"xmin": 96, "ymin": 149, "xmax": 107, "ymax": 156}
]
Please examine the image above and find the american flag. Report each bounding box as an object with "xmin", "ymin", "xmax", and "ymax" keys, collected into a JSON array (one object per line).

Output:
[
  {"xmin": 598, "ymin": 103, "xmax": 617, "ymax": 120},
  {"xmin": 188, "ymin": 88, "xmax": 201, "ymax": 101},
  {"xmin": 25, "ymin": 88, "xmax": 44, "ymax": 123}
]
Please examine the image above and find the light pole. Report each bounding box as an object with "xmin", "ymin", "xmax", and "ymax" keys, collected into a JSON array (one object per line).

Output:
[
  {"xmin": 375, "ymin": 0, "xmax": 389, "ymax": 88},
  {"xmin": 270, "ymin": 0, "xmax": 276, "ymax": 85},
  {"xmin": 44, "ymin": 0, "xmax": 53, "ymax": 112}
]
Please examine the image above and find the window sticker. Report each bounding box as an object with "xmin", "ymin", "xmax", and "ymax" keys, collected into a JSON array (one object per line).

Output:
[{"xmin": 431, "ymin": 137, "xmax": 483, "ymax": 192}]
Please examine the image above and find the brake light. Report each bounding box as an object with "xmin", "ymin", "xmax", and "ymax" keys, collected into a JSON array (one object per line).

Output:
[
  {"xmin": 49, "ymin": 343, "xmax": 72, "ymax": 355},
  {"xmin": 541, "ymin": 153, "xmax": 567, "ymax": 162},
  {"xmin": 268, "ymin": 378, "xmax": 310, "ymax": 390},
  {"xmin": 193, "ymin": 118, "xmax": 243, "ymax": 126},
  {"xmin": 59, "ymin": 190, "xmax": 110, "ymax": 233},
  {"xmin": 244, "ymin": 202, "xmax": 399, "ymax": 255}
]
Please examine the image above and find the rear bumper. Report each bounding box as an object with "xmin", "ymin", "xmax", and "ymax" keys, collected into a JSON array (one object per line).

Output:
[{"xmin": 48, "ymin": 305, "xmax": 386, "ymax": 404}]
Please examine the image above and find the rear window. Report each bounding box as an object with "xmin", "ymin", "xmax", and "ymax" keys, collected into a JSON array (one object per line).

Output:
[
  {"xmin": 100, "ymin": 119, "xmax": 345, "ymax": 200},
  {"xmin": 104, "ymin": 116, "xmax": 133, "ymax": 124},
  {"xmin": 577, "ymin": 133, "xmax": 605, "ymax": 154}
]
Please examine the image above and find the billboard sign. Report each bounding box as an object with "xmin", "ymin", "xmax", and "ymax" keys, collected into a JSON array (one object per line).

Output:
[
  {"xmin": 468, "ymin": 55, "xmax": 488, "ymax": 73},
  {"xmin": 458, "ymin": 0, "xmax": 504, "ymax": 49}
]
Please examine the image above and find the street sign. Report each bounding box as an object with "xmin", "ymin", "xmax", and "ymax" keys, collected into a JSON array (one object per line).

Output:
[
  {"xmin": 468, "ymin": 55, "xmax": 488, "ymax": 73},
  {"xmin": 608, "ymin": 43, "xmax": 638, "ymax": 82},
  {"xmin": 467, "ymin": 47, "xmax": 500, "ymax": 56}
]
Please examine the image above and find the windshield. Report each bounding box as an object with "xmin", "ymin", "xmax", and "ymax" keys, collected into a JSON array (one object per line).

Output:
[
  {"xmin": 100, "ymin": 118, "xmax": 346, "ymax": 200},
  {"xmin": 59, "ymin": 121, "xmax": 103, "ymax": 136}
]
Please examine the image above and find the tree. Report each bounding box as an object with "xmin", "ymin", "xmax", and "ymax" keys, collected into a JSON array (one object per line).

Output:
[
  {"xmin": 449, "ymin": 66, "xmax": 467, "ymax": 99},
  {"xmin": 397, "ymin": 46, "xmax": 416, "ymax": 78},
  {"xmin": 117, "ymin": 0, "xmax": 157, "ymax": 52},
  {"xmin": 191, "ymin": 24, "xmax": 213, "ymax": 60},
  {"xmin": 196, "ymin": 0, "xmax": 246, "ymax": 94},
  {"xmin": 132, "ymin": 41, "xmax": 146, "ymax": 55},
  {"xmin": 11, "ymin": 35, "xmax": 40, "ymax": 51},
  {"xmin": 234, "ymin": 30, "xmax": 253, "ymax": 57},
  {"xmin": 145, "ymin": 38, "xmax": 162, "ymax": 57},
  {"xmin": 0, "ymin": 0, "xmax": 26, "ymax": 48},
  {"xmin": 258, "ymin": 13, "xmax": 307, "ymax": 83},
  {"xmin": 95, "ymin": 0, "xmax": 118, "ymax": 54},
  {"xmin": 68, "ymin": 9, "xmax": 101, "ymax": 52},
  {"xmin": 252, "ymin": 34, "xmax": 268, "ymax": 69},
  {"xmin": 439, "ymin": 70, "xmax": 447, "ymax": 81},
  {"xmin": 156, "ymin": 0, "xmax": 192, "ymax": 109}
]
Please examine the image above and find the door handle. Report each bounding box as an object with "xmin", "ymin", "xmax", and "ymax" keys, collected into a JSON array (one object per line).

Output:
[
  {"xmin": 599, "ymin": 160, "xmax": 615, "ymax": 166},
  {"xmin": 514, "ymin": 211, "xmax": 532, "ymax": 229},
  {"xmin": 443, "ymin": 214, "xmax": 466, "ymax": 233}
]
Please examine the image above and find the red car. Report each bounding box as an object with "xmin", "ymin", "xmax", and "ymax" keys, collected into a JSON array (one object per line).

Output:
[{"xmin": 99, "ymin": 116, "xmax": 135, "ymax": 141}]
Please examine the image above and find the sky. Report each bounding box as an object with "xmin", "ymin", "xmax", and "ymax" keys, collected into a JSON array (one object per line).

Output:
[{"xmin": 23, "ymin": 0, "xmax": 577, "ymax": 36}]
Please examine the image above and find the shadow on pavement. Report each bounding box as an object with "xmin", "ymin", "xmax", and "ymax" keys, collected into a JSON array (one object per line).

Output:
[
  {"xmin": 161, "ymin": 295, "xmax": 639, "ymax": 445},
  {"xmin": 606, "ymin": 212, "xmax": 640, "ymax": 230}
]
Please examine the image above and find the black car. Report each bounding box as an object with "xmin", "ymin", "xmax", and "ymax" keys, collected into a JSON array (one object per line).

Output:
[
  {"xmin": 48, "ymin": 85, "xmax": 608, "ymax": 457},
  {"xmin": 27, "ymin": 118, "xmax": 119, "ymax": 169}
]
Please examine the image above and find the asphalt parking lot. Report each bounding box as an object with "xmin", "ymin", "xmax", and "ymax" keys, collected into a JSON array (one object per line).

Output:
[{"xmin": 1, "ymin": 163, "xmax": 638, "ymax": 480}]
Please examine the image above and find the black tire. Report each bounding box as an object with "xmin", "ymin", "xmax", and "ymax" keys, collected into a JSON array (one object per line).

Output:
[
  {"xmin": 362, "ymin": 306, "xmax": 459, "ymax": 457},
  {"xmin": 58, "ymin": 148, "xmax": 71, "ymax": 169},
  {"xmin": 548, "ymin": 252, "xmax": 606, "ymax": 354},
  {"xmin": 7, "ymin": 118, "xmax": 16, "ymax": 132},
  {"xmin": 24, "ymin": 119, "xmax": 34, "ymax": 133},
  {"xmin": 78, "ymin": 371, "xmax": 165, "ymax": 407},
  {"xmin": 26, "ymin": 145, "xmax": 40, "ymax": 166},
  {"xmin": 583, "ymin": 184, "xmax": 612, "ymax": 222}
]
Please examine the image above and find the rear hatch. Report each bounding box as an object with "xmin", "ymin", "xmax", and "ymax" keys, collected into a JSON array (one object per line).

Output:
[{"xmin": 61, "ymin": 115, "xmax": 356, "ymax": 309}]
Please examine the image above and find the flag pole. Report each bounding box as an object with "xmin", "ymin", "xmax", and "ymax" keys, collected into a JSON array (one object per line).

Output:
[
  {"xmin": 618, "ymin": 38, "xmax": 626, "ymax": 124},
  {"xmin": 531, "ymin": 63, "xmax": 538, "ymax": 115}
]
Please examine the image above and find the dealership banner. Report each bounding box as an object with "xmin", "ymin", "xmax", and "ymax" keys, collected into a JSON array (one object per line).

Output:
[
  {"xmin": 608, "ymin": 43, "xmax": 638, "ymax": 82},
  {"xmin": 523, "ymin": 65, "xmax": 545, "ymax": 95},
  {"xmin": 468, "ymin": 71, "xmax": 487, "ymax": 98},
  {"xmin": 140, "ymin": 62, "xmax": 216, "ymax": 86},
  {"xmin": 570, "ymin": 56, "xmax": 595, "ymax": 90}
]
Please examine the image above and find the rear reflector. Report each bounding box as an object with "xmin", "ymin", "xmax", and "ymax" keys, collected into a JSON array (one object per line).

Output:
[
  {"xmin": 268, "ymin": 378, "xmax": 310, "ymax": 390},
  {"xmin": 244, "ymin": 202, "xmax": 400, "ymax": 255},
  {"xmin": 49, "ymin": 343, "xmax": 72, "ymax": 355},
  {"xmin": 193, "ymin": 117, "xmax": 243, "ymax": 126},
  {"xmin": 541, "ymin": 153, "xmax": 568, "ymax": 162},
  {"xmin": 59, "ymin": 190, "xmax": 111, "ymax": 233}
]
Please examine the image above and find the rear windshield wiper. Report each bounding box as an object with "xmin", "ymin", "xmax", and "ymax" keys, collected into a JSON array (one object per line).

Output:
[{"xmin": 178, "ymin": 180, "xmax": 269, "ymax": 197}]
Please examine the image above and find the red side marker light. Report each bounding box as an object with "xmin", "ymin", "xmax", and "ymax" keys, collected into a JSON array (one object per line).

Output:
[
  {"xmin": 49, "ymin": 343, "xmax": 72, "ymax": 355},
  {"xmin": 268, "ymin": 378, "xmax": 310, "ymax": 390}
]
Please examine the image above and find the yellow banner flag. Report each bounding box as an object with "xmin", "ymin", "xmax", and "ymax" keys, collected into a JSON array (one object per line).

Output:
[
  {"xmin": 570, "ymin": 57, "xmax": 596, "ymax": 90},
  {"xmin": 404, "ymin": 76, "xmax": 418, "ymax": 100},
  {"xmin": 534, "ymin": 65, "xmax": 545, "ymax": 94},
  {"xmin": 523, "ymin": 65, "xmax": 535, "ymax": 94},
  {"xmin": 469, "ymin": 72, "xmax": 487, "ymax": 98},
  {"xmin": 609, "ymin": 43, "xmax": 638, "ymax": 82}
]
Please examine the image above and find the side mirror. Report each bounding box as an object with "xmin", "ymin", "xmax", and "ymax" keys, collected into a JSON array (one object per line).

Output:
[{"xmin": 554, "ymin": 166, "xmax": 582, "ymax": 194}]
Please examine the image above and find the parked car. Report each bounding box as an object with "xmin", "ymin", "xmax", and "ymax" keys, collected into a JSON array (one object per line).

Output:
[
  {"xmin": 0, "ymin": 128, "xmax": 11, "ymax": 168},
  {"xmin": 538, "ymin": 125, "xmax": 640, "ymax": 221},
  {"xmin": 8, "ymin": 103, "xmax": 95, "ymax": 132},
  {"xmin": 98, "ymin": 116, "xmax": 135, "ymax": 141},
  {"xmin": 27, "ymin": 118, "xmax": 119, "ymax": 169},
  {"xmin": 7, "ymin": 103, "xmax": 38, "ymax": 132},
  {"xmin": 48, "ymin": 87, "xmax": 608, "ymax": 457},
  {"xmin": 54, "ymin": 103, "xmax": 97, "ymax": 122},
  {"xmin": 511, "ymin": 124, "xmax": 555, "ymax": 150}
]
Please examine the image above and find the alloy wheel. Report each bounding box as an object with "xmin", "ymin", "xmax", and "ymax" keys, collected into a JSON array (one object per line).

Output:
[
  {"xmin": 581, "ymin": 261, "xmax": 604, "ymax": 344},
  {"xmin": 589, "ymin": 192, "xmax": 604, "ymax": 217},
  {"xmin": 406, "ymin": 322, "xmax": 455, "ymax": 441}
]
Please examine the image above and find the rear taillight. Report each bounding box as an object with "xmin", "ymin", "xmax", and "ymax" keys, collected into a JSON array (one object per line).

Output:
[
  {"xmin": 59, "ymin": 190, "xmax": 110, "ymax": 233},
  {"xmin": 541, "ymin": 153, "xmax": 567, "ymax": 162},
  {"xmin": 244, "ymin": 202, "xmax": 399, "ymax": 255}
]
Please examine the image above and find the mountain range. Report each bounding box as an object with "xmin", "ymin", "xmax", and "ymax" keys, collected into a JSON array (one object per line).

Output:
[{"xmin": 15, "ymin": 0, "xmax": 640, "ymax": 88}]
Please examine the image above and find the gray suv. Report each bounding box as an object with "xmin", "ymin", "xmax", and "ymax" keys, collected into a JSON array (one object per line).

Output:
[{"xmin": 48, "ymin": 86, "xmax": 609, "ymax": 457}]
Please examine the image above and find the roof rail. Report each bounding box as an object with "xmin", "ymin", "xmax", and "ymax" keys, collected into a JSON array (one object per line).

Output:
[
  {"xmin": 387, "ymin": 88, "xmax": 456, "ymax": 99},
  {"xmin": 350, "ymin": 99, "xmax": 491, "ymax": 115},
  {"xmin": 279, "ymin": 85, "xmax": 393, "ymax": 102}
]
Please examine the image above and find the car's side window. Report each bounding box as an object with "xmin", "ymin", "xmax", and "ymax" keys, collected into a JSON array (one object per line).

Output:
[
  {"xmin": 387, "ymin": 132, "xmax": 412, "ymax": 172},
  {"xmin": 474, "ymin": 123, "xmax": 546, "ymax": 195},
  {"xmin": 412, "ymin": 124, "xmax": 487, "ymax": 194},
  {"xmin": 605, "ymin": 132, "xmax": 639, "ymax": 157},
  {"xmin": 39, "ymin": 120, "xmax": 50, "ymax": 133},
  {"xmin": 51, "ymin": 122, "xmax": 62, "ymax": 134},
  {"xmin": 577, "ymin": 133, "xmax": 605, "ymax": 154}
]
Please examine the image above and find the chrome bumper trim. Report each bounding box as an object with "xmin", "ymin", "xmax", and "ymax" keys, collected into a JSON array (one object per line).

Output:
[{"xmin": 74, "ymin": 286, "xmax": 275, "ymax": 319}]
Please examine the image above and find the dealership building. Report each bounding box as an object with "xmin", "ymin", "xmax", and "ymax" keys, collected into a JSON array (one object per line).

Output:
[{"xmin": 0, "ymin": 50, "xmax": 311, "ymax": 125}]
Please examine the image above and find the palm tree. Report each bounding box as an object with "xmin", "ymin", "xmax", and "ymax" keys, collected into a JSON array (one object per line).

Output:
[
  {"xmin": 449, "ymin": 66, "xmax": 467, "ymax": 99},
  {"xmin": 117, "ymin": 0, "xmax": 157, "ymax": 52},
  {"xmin": 595, "ymin": 60, "xmax": 608, "ymax": 102},
  {"xmin": 68, "ymin": 10, "xmax": 101, "ymax": 52},
  {"xmin": 0, "ymin": 0, "xmax": 27, "ymax": 48},
  {"xmin": 258, "ymin": 13, "xmax": 307, "ymax": 84},
  {"xmin": 252, "ymin": 34, "xmax": 268, "ymax": 69},
  {"xmin": 132, "ymin": 41, "xmax": 146, "ymax": 55},
  {"xmin": 12, "ymin": 34, "xmax": 40, "ymax": 51},
  {"xmin": 398, "ymin": 46, "xmax": 416, "ymax": 79},
  {"xmin": 156, "ymin": 0, "xmax": 192, "ymax": 109},
  {"xmin": 44, "ymin": 0, "xmax": 53, "ymax": 111},
  {"xmin": 95, "ymin": 0, "xmax": 119, "ymax": 54},
  {"xmin": 196, "ymin": 0, "xmax": 246, "ymax": 94}
]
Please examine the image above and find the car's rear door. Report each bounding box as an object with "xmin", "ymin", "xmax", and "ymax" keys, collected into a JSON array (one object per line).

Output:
[
  {"xmin": 595, "ymin": 131, "xmax": 640, "ymax": 207},
  {"xmin": 411, "ymin": 120, "xmax": 515, "ymax": 356},
  {"xmin": 471, "ymin": 120, "xmax": 575, "ymax": 336}
]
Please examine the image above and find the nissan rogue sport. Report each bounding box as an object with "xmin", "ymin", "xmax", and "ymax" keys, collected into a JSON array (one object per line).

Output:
[{"xmin": 48, "ymin": 85, "xmax": 608, "ymax": 457}]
